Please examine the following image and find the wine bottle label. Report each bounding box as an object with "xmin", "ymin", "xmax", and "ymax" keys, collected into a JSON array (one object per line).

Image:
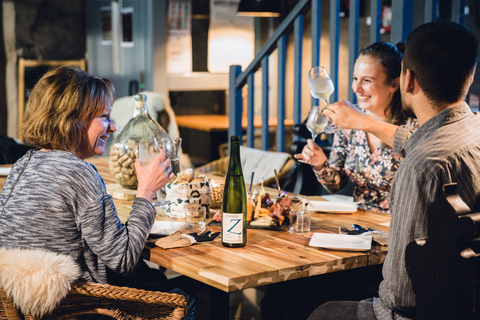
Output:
[{"xmin": 222, "ymin": 212, "xmax": 244, "ymax": 244}]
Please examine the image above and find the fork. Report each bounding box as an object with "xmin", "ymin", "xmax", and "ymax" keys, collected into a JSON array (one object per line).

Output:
[{"xmin": 273, "ymin": 169, "xmax": 282, "ymax": 198}]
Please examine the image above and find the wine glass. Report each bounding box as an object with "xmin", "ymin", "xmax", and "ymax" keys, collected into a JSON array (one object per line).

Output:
[
  {"xmin": 138, "ymin": 137, "xmax": 171, "ymax": 207},
  {"xmin": 305, "ymin": 104, "xmax": 328, "ymax": 140},
  {"xmin": 308, "ymin": 66, "xmax": 340, "ymax": 134}
]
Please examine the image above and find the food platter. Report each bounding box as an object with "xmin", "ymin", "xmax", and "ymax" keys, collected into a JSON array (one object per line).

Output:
[{"xmin": 209, "ymin": 188, "xmax": 294, "ymax": 231}]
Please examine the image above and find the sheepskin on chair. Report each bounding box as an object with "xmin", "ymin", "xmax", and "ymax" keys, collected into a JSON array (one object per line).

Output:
[{"xmin": 0, "ymin": 248, "xmax": 80, "ymax": 318}]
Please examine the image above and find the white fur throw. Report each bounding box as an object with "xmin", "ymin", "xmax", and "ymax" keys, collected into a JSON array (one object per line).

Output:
[{"xmin": 0, "ymin": 248, "xmax": 81, "ymax": 318}]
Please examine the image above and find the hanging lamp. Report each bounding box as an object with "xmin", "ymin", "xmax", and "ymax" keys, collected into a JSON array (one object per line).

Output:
[{"xmin": 237, "ymin": 0, "xmax": 281, "ymax": 17}]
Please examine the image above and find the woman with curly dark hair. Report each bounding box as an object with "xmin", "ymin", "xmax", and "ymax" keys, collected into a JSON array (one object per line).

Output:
[{"xmin": 295, "ymin": 42, "xmax": 416, "ymax": 213}]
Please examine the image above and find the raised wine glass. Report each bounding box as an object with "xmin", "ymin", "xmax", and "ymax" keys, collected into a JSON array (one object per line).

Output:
[
  {"xmin": 138, "ymin": 137, "xmax": 171, "ymax": 207},
  {"xmin": 308, "ymin": 66, "xmax": 340, "ymax": 134},
  {"xmin": 305, "ymin": 104, "xmax": 328, "ymax": 140}
]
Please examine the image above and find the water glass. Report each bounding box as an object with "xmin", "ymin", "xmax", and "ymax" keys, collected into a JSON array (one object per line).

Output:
[
  {"xmin": 290, "ymin": 210, "xmax": 311, "ymax": 233},
  {"xmin": 185, "ymin": 205, "xmax": 207, "ymax": 230}
]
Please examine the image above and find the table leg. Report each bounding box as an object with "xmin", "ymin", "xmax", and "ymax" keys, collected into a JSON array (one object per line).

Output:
[{"xmin": 196, "ymin": 283, "xmax": 230, "ymax": 320}]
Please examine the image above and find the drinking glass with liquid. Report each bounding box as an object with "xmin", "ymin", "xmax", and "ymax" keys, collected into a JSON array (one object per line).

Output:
[
  {"xmin": 185, "ymin": 204, "xmax": 206, "ymax": 230},
  {"xmin": 138, "ymin": 137, "xmax": 171, "ymax": 207}
]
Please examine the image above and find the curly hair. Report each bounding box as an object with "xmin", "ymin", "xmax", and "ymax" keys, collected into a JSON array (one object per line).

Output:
[{"xmin": 22, "ymin": 65, "xmax": 115, "ymax": 153}]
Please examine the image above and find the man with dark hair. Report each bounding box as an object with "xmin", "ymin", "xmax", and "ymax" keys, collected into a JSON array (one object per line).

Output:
[{"xmin": 308, "ymin": 20, "xmax": 479, "ymax": 320}]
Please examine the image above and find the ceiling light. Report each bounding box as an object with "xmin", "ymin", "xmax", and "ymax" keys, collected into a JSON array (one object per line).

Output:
[{"xmin": 237, "ymin": 0, "xmax": 281, "ymax": 18}]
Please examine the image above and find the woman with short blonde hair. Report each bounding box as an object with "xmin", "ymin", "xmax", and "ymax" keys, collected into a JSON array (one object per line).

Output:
[{"xmin": 22, "ymin": 65, "xmax": 115, "ymax": 156}]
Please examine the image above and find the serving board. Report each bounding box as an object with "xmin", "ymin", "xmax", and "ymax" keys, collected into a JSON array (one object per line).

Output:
[{"xmin": 106, "ymin": 183, "xmax": 137, "ymax": 200}]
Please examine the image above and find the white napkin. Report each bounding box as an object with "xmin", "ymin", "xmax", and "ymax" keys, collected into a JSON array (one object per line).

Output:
[
  {"xmin": 307, "ymin": 200, "xmax": 358, "ymax": 213},
  {"xmin": 0, "ymin": 167, "xmax": 11, "ymax": 176}
]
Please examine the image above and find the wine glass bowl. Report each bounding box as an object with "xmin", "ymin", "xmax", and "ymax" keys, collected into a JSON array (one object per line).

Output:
[
  {"xmin": 138, "ymin": 137, "xmax": 161, "ymax": 166},
  {"xmin": 306, "ymin": 104, "xmax": 328, "ymax": 140},
  {"xmin": 138, "ymin": 137, "xmax": 171, "ymax": 207},
  {"xmin": 308, "ymin": 66, "xmax": 340, "ymax": 134}
]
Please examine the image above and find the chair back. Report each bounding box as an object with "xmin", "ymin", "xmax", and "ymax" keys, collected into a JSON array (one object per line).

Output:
[
  {"xmin": 0, "ymin": 249, "xmax": 188, "ymax": 320},
  {"xmin": 0, "ymin": 288, "xmax": 22, "ymax": 320},
  {"xmin": 405, "ymin": 183, "xmax": 480, "ymax": 320},
  {"xmin": 197, "ymin": 146, "xmax": 296, "ymax": 188}
]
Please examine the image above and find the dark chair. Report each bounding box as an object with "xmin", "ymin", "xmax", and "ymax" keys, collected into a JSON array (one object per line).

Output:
[
  {"xmin": 405, "ymin": 183, "xmax": 480, "ymax": 320},
  {"xmin": 0, "ymin": 136, "xmax": 34, "ymax": 165}
]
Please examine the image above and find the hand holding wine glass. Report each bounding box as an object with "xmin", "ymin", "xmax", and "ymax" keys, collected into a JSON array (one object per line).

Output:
[
  {"xmin": 137, "ymin": 137, "xmax": 173, "ymax": 207},
  {"xmin": 293, "ymin": 138, "xmax": 328, "ymax": 169},
  {"xmin": 308, "ymin": 66, "xmax": 340, "ymax": 134}
]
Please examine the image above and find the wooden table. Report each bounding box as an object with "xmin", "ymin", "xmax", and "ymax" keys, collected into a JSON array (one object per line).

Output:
[
  {"xmin": 96, "ymin": 157, "xmax": 389, "ymax": 319},
  {"xmin": 0, "ymin": 157, "xmax": 390, "ymax": 319}
]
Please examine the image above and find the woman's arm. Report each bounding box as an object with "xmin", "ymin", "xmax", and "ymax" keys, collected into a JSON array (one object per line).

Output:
[
  {"xmin": 313, "ymin": 130, "xmax": 350, "ymax": 193},
  {"xmin": 294, "ymin": 132, "xmax": 349, "ymax": 193},
  {"xmin": 81, "ymin": 194, "xmax": 155, "ymax": 276}
]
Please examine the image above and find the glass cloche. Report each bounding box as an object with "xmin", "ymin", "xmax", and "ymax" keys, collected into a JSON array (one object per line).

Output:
[{"xmin": 108, "ymin": 94, "xmax": 174, "ymax": 189}]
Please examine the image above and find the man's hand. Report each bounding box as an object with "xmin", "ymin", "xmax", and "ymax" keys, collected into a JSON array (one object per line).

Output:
[
  {"xmin": 325, "ymin": 99, "xmax": 398, "ymax": 147},
  {"xmin": 324, "ymin": 99, "xmax": 367, "ymax": 130}
]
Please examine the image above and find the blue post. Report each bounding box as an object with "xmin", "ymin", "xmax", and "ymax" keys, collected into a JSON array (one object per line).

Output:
[
  {"xmin": 370, "ymin": 0, "xmax": 381, "ymax": 43},
  {"xmin": 277, "ymin": 35, "xmax": 287, "ymax": 152},
  {"xmin": 311, "ymin": 0, "xmax": 321, "ymax": 108},
  {"xmin": 330, "ymin": 0, "xmax": 340, "ymax": 103},
  {"xmin": 348, "ymin": 0, "xmax": 359, "ymax": 103},
  {"xmin": 424, "ymin": 0, "xmax": 437, "ymax": 22},
  {"xmin": 229, "ymin": 65, "xmax": 243, "ymax": 141},
  {"xmin": 293, "ymin": 14, "xmax": 303, "ymax": 141},
  {"xmin": 261, "ymin": 57, "xmax": 269, "ymax": 151},
  {"xmin": 247, "ymin": 73, "xmax": 255, "ymax": 148},
  {"xmin": 391, "ymin": 0, "xmax": 413, "ymax": 43}
]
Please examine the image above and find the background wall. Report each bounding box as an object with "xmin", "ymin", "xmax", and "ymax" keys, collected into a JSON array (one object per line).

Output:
[
  {"xmin": 15, "ymin": 0, "xmax": 85, "ymax": 60},
  {"xmin": 1, "ymin": 0, "xmax": 85, "ymax": 137}
]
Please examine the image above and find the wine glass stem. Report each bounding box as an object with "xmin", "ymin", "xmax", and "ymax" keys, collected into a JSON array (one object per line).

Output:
[{"xmin": 322, "ymin": 99, "xmax": 329, "ymax": 110}]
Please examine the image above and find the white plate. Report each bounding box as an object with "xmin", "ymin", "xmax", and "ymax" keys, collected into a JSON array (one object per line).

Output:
[
  {"xmin": 150, "ymin": 221, "xmax": 185, "ymax": 236},
  {"xmin": 0, "ymin": 167, "xmax": 11, "ymax": 176},
  {"xmin": 307, "ymin": 200, "xmax": 357, "ymax": 213},
  {"xmin": 309, "ymin": 233, "xmax": 372, "ymax": 251}
]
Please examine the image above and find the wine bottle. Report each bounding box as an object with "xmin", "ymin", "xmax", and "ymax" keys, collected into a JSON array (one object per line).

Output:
[{"xmin": 221, "ymin": 136, "xmax": 247, "ymax": 247}]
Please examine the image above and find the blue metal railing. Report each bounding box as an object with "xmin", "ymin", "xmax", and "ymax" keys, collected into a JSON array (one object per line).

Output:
[{"xmin": 228, "ymin": 0, "xmax": 467, "ymax": 152}]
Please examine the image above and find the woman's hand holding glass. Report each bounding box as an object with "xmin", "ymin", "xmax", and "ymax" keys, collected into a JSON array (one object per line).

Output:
[
  {"xmin": 294, "ymin": 139, "xmax": 328, "ymax": 170},
  {"xmin": 135, "ymin": 137, "xmax": 175, "ymax": 205}
]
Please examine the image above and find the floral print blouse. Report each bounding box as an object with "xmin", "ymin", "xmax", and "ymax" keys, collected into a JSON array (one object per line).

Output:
[{"xmin": 312, "ymin": 122, "xmax": 415, "ymax": 213}]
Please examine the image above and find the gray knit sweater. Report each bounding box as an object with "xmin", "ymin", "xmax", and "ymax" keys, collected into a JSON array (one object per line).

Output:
[{"xmin": 0, "ymin": 150, "xmax": 156, "ymax": 283}]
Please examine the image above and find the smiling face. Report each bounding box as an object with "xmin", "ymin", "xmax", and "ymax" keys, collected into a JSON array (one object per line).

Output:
[
  {"xmin": 83, "ymin": 104, "xmax": 116, "ymax": 159},
  {"xmin": 352, "ymin": 55, "xmax": 399, "ymax": 119}
]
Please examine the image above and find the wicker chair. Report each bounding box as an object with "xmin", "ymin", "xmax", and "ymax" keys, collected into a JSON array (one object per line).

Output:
[
  {"xmin": 0, "ymin": 249, "xmax": 187, "ymax": 320},
  {"xmin": 0, "ymin": 282, "xmax": 188, "ymax": 320}
]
